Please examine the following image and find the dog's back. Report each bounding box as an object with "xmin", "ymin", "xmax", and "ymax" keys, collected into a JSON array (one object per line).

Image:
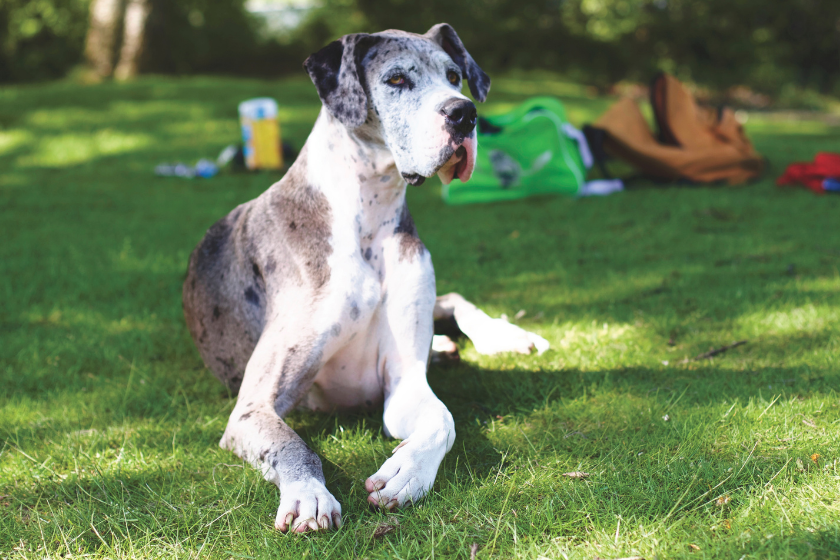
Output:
[{"xmin": 183, "ymin": 200, "xmax": 265, "ymax": 392}]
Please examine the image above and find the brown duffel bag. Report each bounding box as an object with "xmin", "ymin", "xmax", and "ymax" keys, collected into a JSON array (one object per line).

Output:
[{"xmin": 585, "ymin": 73, "xmax": 764, "ymax": 185}]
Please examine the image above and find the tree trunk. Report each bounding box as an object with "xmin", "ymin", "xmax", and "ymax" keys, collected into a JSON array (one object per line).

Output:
[
  {"xmin": 84, "ymin": 0, "xmax": 125, "ymax": 79},
  {"xmin": 114, "ymin": 0, "xmax": 151, "ymax": 80}
]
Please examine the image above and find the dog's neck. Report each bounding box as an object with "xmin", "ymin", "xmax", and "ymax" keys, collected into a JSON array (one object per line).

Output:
[{"xmin": 304, "ymin": 108, "xmax": 410, "ymax": 243}]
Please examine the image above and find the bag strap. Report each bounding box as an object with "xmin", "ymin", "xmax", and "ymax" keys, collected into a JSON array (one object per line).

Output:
[{"xmin": 582, "ymin": 125, "xmax": 613, "ymax": 179}]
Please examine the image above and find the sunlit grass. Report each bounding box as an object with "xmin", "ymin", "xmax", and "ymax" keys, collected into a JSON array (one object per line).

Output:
[
  {"xmin": 1, "ymin": 75, "xmax": 839, "ymax": 559},
  {"xmin": 18, "ymin": 130, "xmax": 154, "ymax": 168}
]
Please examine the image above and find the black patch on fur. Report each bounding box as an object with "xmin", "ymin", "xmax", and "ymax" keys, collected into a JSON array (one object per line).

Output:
[
  {"xmin": 394, "ymin": 204, "xmax": 426, "ymax": 261},
  {"xmin": 244, "ymin": 287, "xmax": 260, "ymax": 306},
  {"xmin": 214, "ymin": 356, "xmax": 238, "ymax": 386},
  {"xmin": 305, "ymin": 40, "xmax": 342, "ymax": 98},
  {"xmin": 304, "ymin": 34, "xmax": 383, "ymax": 128},
  {"xmin": 200, "ymin": 218, "xmax": 232, "ymax": 262},
  {"xmin": 350, "ymin": 301, "xmax": 360, "ymax": 321}
]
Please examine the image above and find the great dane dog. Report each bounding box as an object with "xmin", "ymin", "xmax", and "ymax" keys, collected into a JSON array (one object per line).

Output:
[{"xmin": 182, "ymin": 24, "xmax": 548, "ymax": 533}]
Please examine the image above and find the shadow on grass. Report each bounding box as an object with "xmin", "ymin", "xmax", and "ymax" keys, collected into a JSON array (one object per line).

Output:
[{"xmin": 5, "ymin": 358, "xmax": 839, "ymax": 557}]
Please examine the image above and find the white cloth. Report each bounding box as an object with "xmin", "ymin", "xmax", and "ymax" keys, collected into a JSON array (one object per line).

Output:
[
  {"xmin": 578, "ymin": 179, "xmax": 624, "ymax": 197},
  {"xmin": 561, "ymin": 123, "xmax": 594, "ymax": 169}
]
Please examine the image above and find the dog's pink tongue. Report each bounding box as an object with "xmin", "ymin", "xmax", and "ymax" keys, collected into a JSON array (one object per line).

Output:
[{"xmin": 455, "ymin": 140, "xmax": 475, "ymax": 182}]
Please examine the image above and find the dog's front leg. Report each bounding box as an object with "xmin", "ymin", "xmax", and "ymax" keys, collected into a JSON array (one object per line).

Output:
[
  {"xmin": 364, "ymin": 241, "xmax": 455, "ymax": 509},
  {"xmin": 220, "ymin": 324, "xmax": 341, "ymax": 533}
]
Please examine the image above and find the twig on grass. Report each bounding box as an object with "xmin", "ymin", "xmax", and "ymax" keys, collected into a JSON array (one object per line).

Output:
[{"xmin": 681, "ymin": 340, "xmax": 747, "ymax": 363}]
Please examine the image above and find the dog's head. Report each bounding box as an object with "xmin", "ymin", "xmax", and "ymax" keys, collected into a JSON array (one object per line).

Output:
[{"xmin": 304, "ymin": 24, "xmax": 490, "ymax": 186}]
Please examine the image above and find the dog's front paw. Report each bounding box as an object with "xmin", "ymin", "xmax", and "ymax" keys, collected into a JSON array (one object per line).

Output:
[
  {"xmin": 364, "ymin": 439, "xmax": 442, "ymax": 510},
  {"xmin": 466, "ymin": 316, "xmax": 550, "ymax": 356},
  {"xmin": 275, "ymin": 479, "xmax": 342, "ymax": 533}
]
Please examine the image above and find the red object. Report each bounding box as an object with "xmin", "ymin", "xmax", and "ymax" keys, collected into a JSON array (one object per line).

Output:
[{"xmin": 777, "ymin": 152, "xmax": 840, "ymax": 194}]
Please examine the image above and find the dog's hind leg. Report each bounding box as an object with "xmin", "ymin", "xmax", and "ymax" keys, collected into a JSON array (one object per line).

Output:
[
  {"xmin": 434, "ymin": 292, "xmax": 550, "ymax": 355},
  {"xmin": 219, "ymin": 324, "xmax": 341, "ymax": 533}
]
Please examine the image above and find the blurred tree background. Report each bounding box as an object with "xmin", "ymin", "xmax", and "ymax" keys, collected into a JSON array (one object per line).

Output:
[{"xmin": 1, "ymin": 0, "xmax": 839, "ymax": 98}]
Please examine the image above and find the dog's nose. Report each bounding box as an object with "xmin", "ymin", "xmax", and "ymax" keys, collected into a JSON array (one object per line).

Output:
[{"xmin": 441, "ymin": 98, "xmax": 477, "ymax": 136}]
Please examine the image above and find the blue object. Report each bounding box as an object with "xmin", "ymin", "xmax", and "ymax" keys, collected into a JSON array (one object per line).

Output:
[
  {"xmin": 823, "ymin": 177, "xmax": 840, "ymax": 193},
  {"xmin": 194, "ymin": 159, "xmax": 218, "ymax": 178},
  {"xmin": 155, "ymin": 159, "xmax": 218, "ymax": 179}
]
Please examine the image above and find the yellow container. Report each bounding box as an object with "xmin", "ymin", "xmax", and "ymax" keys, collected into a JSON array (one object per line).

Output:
[{"xmin": 238, "ymin": 98, "xmax": 282, "ymax": 170}]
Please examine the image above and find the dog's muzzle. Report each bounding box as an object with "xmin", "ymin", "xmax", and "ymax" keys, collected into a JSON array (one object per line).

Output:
[
  {"xmin": 441, "ymin": 98, "xmax": 477, "ymax": 138},
  {"xmin": 428, "ymin": 97, "xmax": 478, "ymax": 185}
]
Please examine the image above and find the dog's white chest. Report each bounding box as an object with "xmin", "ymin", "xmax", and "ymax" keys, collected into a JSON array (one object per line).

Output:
[{"xmin": 298, "ymin": 192, "xmax": 410, "ymax": 411}]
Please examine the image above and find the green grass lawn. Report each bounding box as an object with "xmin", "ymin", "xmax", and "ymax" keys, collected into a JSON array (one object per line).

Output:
[{"xmin": 1, "ymin": 74, "xmax": 839, "ymax": 559}]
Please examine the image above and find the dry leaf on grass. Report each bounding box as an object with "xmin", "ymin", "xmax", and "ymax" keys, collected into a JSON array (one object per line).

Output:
[
  {"xmin": 562, "ymin": 471, "xmax": 590, "ymax": 479},
  {"xmin": 372, "ymin": 516, "xmax": 400, "ymax": 539},
  {"xmin": 811, "ymin": 453, "xmax": 820, "ymax": 463},
  {"xmin": 689, "ymin": 544, "xmax": 701, "ymax": 551},
  {"xmin": 470, "ymin": 542, "xmax": 479, "ymax": 560},
  {"xmin": 715, "ymin": 495, "xmax": 731, "ymax": 506}
]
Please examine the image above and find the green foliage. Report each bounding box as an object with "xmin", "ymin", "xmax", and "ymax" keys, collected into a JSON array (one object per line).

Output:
[
  {"xmin": 1, "ymin": 75, "xmax": 840, "ymax": 558},
  {"xmin": 0, "ymin": 0, "xmax": 312, "ymax": 83},
  {"xmin": 3, "ymin": 0, "xmax": 840, "ymax": 95},
  {"xmin": 139, "ymin": 0, "xmax": 308, "ymax": 77},
  {"xmin": 0, "ymin": 0, "xmax": 91, "ymax": 82},
  {"xmin": 303, "ymin": 0, "xmax": 840, "ymax": 94}
]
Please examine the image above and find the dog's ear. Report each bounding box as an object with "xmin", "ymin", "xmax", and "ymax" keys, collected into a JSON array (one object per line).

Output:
[
  {"xmin": 304, "ymin": 34, "xmax": 380, "ymax": 128},
  {"xmin": 425, "ymin": 23, "xmax": 491, "ymax": 103}
]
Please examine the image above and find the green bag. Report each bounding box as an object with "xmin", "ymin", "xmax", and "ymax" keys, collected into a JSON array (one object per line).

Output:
[{"xmin": 443, "ymin": 97, "xmax": 586, "ymax": 205}]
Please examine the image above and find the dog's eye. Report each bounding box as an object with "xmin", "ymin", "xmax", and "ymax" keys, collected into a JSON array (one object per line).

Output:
[
  {"xmin": 447, "ymin": 71, "xmax": 460, "ymax": 85},
  {"xmin": 387, "ymin": 75, "xmax": 406, "ymax": 86}
]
